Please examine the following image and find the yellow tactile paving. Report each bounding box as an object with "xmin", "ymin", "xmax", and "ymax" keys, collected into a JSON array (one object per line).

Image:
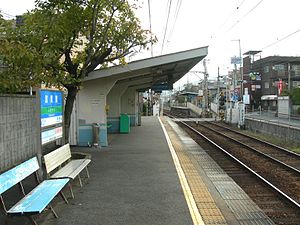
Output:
[{"xmin": 160, "ymin": 117, "xmax": 227, "ymax": 225}]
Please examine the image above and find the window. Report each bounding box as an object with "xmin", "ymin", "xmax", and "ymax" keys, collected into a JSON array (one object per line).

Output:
[
  {"xmin": 264, "ymin": 65, "xmax": 269, "ymax": 73},
  {"xmin": 292, "ymin": 64, "xmax": 300, "ymax": 76},
  {"xmin": 273, "ymin": 64, "xmax": 285, "ymax": 71},
  {"xmin": 264, "ymin": 82, "xmax": 269, "ymax": 89}
]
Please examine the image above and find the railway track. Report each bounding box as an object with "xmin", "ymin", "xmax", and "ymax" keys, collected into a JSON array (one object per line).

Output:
[
  {"xmin": 164, "ymin": 112, "xmax": 300, "ymax": 224},
  {"xmin": 207, "ymin": 121, "xmax": 300, "ymax": 171}
]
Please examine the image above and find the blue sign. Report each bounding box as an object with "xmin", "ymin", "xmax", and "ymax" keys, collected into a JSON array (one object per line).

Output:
[
  {"xmin": 40, "ymin": 90, "xmax": 63, "ymax": 108},
  {"xmin": 152, "ymin": 84, "xmax": 173, "ymax": 91},
  {"xmin": 40, "ymin": 90, "xmax": 63, "ymax": 128}
]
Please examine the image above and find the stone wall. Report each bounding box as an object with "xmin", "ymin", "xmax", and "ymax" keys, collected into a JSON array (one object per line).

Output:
[{"xmin": 0, "ymin": 94, "xmax": 38, "ymax": 172}]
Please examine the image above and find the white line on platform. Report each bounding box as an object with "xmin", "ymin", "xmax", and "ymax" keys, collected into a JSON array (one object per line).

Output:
[{"xmin": 158, "ymin": 116, "xmax": 205, "ymax": 225}]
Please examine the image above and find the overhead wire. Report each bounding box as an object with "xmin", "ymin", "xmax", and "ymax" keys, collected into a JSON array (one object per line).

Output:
[
  {"xmin": 225, "ymin": 0, "xmax": 264, "ymax": 33},
  {"xmin": 216, "ymin": 0, "xmax": 247, "ymax": 33},
  {"xmin": 262, "ymin": 28, "xmax": 300, "ymax": 50},
  {"xmin": 209, "ymin": 0, "xmax": 247, "ymax": 47},
  {"xmin": 167, "ymin": 0, "xmax": 182, "ymax": 43},
  {"xmin": 0, "ymin": 11, "xmax": 15, "ymax": 18},
  {"xmin": 147, "ymin": 0, "xmax": 153, "ymax": 57},
  {"xmin": 161, "ymin": 0, "xmax": 173, "ymax": 55}
]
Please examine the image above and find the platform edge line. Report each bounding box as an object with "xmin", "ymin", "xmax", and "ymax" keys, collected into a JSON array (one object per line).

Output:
[{"xmin": 158, "ymin": 116, "xmax": 205, "ymax": 225}]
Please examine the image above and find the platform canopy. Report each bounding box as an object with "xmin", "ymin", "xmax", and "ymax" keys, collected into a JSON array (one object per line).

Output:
[{"xmin": 85, "ymin": 46, "xmax": 208, "ymax": 91}]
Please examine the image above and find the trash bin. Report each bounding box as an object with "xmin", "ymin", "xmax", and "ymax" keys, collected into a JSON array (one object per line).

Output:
[
  {"xmin": 92, "ymin": 123, "xmax": 100, "ymax": 147},
  {"xmin": 120, "ymin": 114, "xmax": 130, "ymax": 133}
]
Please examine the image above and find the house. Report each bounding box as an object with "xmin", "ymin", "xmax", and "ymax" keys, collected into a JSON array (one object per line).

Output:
[{"xmin": 243, "ymin": 51, "xmax": 300, "ymax": 111}]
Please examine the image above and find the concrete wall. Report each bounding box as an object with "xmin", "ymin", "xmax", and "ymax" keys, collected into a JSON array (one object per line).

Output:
[
  {"xmin": 245, "ymin": 117, "xmax": 300, "ymax": 144},
  {"xmin": 77, "ymin": 77, "xmax": 116, "ymax": 147},
  {"xmin": 0, "ymin": 94, "xmax": 38, "ymax": 172},
  {"xmin": 121, "ymin": 88, "xmax": 138, "ymax": 126},
  {"xmin": 187, "ymin": 102, "xmax": 202, "ymax": 116},
  {"xmin": 107, "ymin": 83, "xmax": 128, "ymax": 117}
]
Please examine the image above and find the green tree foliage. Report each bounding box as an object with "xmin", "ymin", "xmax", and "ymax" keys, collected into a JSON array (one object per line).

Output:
[
  {"xmin": 291, "ymin": 87, "xmax": 300, "ymax": 105},
  {"xmin": 1, "ymin": 0, "xmax": 155, "ymax": 141}
]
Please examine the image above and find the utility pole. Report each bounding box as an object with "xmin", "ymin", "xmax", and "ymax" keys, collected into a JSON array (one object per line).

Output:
[
  {"xmin": 217, "ymin": 67, "xmax": 220, "ymax": 118},
  {"xmin": 238, "ymin": 39, "xmax": 243, "ymax": 99},
  {"xmin": 203, "ymin": 59, "xmax": 209, "ymax": 114}
]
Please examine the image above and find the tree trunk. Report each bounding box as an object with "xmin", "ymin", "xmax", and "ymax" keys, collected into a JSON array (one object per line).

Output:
[{"xmin": 64, "ymin": 85, "xmax": 79, "ymax": 143}]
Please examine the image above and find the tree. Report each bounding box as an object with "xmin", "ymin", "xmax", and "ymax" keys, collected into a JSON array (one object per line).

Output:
[
  {"xmin": 291, "ymin": 87, "xmax": 300, "ymax": 105},
  {"xmin": 0, "ymin": 0, "xmax": 155, "ymax": 142}
]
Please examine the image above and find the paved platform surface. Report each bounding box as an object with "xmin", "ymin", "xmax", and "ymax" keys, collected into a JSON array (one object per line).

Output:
[
  {"xmin": 43, "ymin": 116, "xmax": 193, "ymax": 225},
  {"xmin": 0, "ymin": 116, "xmax": 274, "ymax": 225}
]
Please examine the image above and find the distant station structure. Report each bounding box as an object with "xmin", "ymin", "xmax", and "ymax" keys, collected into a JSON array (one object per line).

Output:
[{"xmin": 69, "ymin": 47, "xmax": 208, "ymax": 146}]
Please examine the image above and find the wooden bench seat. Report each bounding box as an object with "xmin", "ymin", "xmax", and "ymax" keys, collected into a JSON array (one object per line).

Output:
[
  {"xmin": 0, "ymin": 157, "xmax": 69, "ymax": 225},
  {"xmin": 44, "ymin": 144, "xmax": 91, "ymax": 198}
]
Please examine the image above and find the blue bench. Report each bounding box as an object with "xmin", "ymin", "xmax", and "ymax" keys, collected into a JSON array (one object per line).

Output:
[{"xmin": 0, "ymin": 157, "xmax": 70, "ymax": 225}]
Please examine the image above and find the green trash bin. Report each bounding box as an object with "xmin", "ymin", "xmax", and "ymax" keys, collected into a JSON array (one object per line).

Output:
[{"xmin": 120, "ymin": 113, "xmax": 130, "ymax": 133}]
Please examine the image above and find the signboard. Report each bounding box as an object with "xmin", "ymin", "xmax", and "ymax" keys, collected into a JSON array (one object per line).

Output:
[
  {"xmin": 231, "ymin": 56, "xmax": 241, "ymax": 65},
  {"xmin": 40, "ymin": 89, "xmax": 64, "ymax": 145},
  {"xmin": 198, "ymin": 90, "xmax": 203, "ymax": 96},
  {"xmin": 278, "ymin": 79, "xmax": 283, "ymax": 95},
  {"xmin": 41, "ymin": 127, "xmax": 63, "ymax": 145},
  {"xmin": 151, "ymin": 83, "xmax": 173, "ymax": 91},
  {"xmin": 243, "ymin": 94, "xmax": 250, "ymax": 104},
  {"xmin": 40, "ymin": 90, "xmax": 63, "ymax": 127},
  {"xmin": 249, "ymin": 72, "xmax": 261, "ymax": 80}
]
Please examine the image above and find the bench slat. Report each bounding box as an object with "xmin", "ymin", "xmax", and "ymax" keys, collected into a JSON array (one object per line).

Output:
[
  {"xmin": 0, "ymin": 157, "xmax": 39, "ymax": 195},
  {"xmin": 51, "ymin": 159, "xmax": 91, "ymax": 180},
  {"xmin": 44, "ymin": 144, "xmax": 72, "ymax": 173},
  {"xmin": 7, "ymin": 178, "xmax": 69, "ymax": 215}
]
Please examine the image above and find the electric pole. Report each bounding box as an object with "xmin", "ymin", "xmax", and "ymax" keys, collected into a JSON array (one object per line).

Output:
[
  {"xmin": 203, "ymin": 59, "xmax": 209, "ymax": 114},
  {"xmin": 217, "ymin": 67, "xmax": 220, "ymax": 118}
]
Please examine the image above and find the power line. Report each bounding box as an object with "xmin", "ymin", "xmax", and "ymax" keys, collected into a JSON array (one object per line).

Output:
[
  {"xmin": 225, "ymin": 0, "xmax": 264, "ymax": 33},
  {"xmin": 217, "ymin": 0, "xmax": 247, "ymax": 33},
  {"xmin": 167, "ymin": 0, "xmax": 182, "ymax": 43},
  {"xmin": 0, "ymin": 11, "xmax": 15, "ymax": 18},
  {"xmin": 161, "ymin": 0, "xmax": 173, "ymax": 55},
  {"xmin": 147, "ymin": 0, "xmax": 153, "ymax": 57},
  {"xmin": 262, "ymin": 28, "xmax": 300, "ymax": 50}
]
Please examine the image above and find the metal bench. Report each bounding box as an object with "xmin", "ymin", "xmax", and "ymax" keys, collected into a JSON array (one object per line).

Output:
[
  {"xmin": 44, "ymin": 143, "xmax": 91, "ymax": 198},
  {"xmin": 0, "ymin": 157, "xmax": 69, "ymax": 225}
]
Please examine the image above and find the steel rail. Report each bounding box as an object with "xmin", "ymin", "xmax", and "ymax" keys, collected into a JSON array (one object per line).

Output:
[
  {"xmin": 200, "ymin": 122, "xmax": 300, "ymax": 174},
  {"xmin": 164, "ymin": 114, "xmax": 300, "ymax": 209},
  {"xmin": 208, "ymin": 121, "xmax": 300, "ymax": 158}
]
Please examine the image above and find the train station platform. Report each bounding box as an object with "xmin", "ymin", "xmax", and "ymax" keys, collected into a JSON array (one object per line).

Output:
[{"xmin": 39, "ymin": 116, "xmax": 273, "ymax": 225}]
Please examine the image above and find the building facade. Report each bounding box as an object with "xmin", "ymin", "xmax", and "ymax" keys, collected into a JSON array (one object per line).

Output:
[{"xmin": 243, "ymin": 52, "xmax": 300, "ymax": 110}]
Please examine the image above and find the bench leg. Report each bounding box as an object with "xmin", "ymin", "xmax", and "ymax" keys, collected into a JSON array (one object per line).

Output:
[
  {"xmin": 28, "ymin": 215, "xmax": 38, "ymax": 225},
  {"xmin": 69, "ymin": 183, "xmax": 75, "ymax": 199},
  {"xmin": 49, "ymin": 204, "xmax": 58, "ymax": 218},
  {"xmin": 60, "ymin": 191, "xmax": 69, "ymax": 204},
  {"xmin": 85, "ymin": 166, "xmax": 90, "ymax": 178},
  {"xmin": 78, "ymin": 174, "xmax": 83, "ymax": 187}
]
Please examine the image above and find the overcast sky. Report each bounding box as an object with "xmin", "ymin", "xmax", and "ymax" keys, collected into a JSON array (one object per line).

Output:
[{"xmin": 1, "ymin": 0, "xmax": 300, "ymax": 86}]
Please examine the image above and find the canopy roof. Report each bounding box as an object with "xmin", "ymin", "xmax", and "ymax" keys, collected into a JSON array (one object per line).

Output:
[{"xmin": 85, "ymin": 46, "xmax": 208, "ymax": 91}]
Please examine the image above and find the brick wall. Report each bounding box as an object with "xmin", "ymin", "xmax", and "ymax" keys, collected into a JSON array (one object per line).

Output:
[{"xmin": 0, "ymin": 94, "xmax": 38, "ymax": 172}]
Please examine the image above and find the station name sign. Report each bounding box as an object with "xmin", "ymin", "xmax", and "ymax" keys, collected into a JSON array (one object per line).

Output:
[
  {"xmin": 40, "ymin": 90, "xmax": 64, "ymax": 145},
  {"xmin": 40, "ymin": 90, "xmax": 63, "ymax": 128},
  {"xmin": 152, "ymin": 83, "xmax": 173, "ymax": 91}
]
